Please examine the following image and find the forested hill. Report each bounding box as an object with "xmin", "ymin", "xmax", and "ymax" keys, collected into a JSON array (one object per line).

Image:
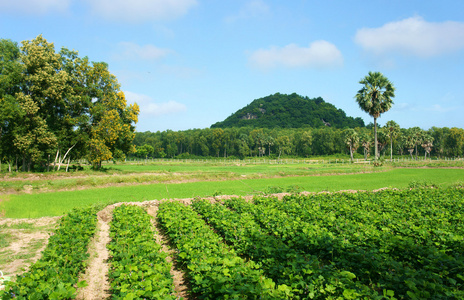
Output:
[{"xmin": 211, "ymin": 93, "xmax": 365, "ymax": 129}]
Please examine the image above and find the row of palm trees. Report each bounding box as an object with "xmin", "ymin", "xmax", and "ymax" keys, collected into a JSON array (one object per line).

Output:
[{"xmin": 343, "ymin": 123, "xmax": 437, "ymax": 163}]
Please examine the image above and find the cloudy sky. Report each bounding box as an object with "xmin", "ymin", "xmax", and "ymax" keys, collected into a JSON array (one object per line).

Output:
[{"xmin": 2, "ymin": 0, "xmax": 464, "ymax": 131}]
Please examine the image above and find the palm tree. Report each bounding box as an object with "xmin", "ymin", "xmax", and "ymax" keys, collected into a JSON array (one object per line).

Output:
[
  {"xmin": 355, "ymin": 72, "xmax": 395, "ymax": 160},
  {"xmin": 385, "ymin": 120, "xmax": 400, "ymax": 161},
  {"xmin": 344, "ymin": 128, "xmax": 359, "ymax": 163}
]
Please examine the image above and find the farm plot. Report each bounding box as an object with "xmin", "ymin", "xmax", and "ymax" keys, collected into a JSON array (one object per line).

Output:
[
  {"xmin": 1, "ymin": 188, "xmax": 463, "ymax": 299},
  {"xmin": 222, "ymin": 188, "xmax": 464, "ymax": 299}
]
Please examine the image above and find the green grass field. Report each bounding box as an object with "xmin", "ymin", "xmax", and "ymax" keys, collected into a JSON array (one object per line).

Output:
[
  {"xmin": 0, "ymin": 161, "xmax": 372, "ymax": 193},
  {"xmin": 1, "ymin": 167, "xmax": 463, "ymax": 218}
]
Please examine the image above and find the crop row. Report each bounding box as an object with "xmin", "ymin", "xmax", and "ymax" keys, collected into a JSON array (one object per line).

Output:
[
  {"xmin": 157, "ymin": 200, "xmax": 291, "ymax": 299},
  {"xmin": 191, "ymin": 198, "xmax": 379, "ymax": 299},
  {"xmin": 223, "ymin": 188, "xmax": 464, "ymax": 299},
  {"xmin": 0, "ymin": 207, "xmax": 99, "ymax": 299},
  {"xmin": 108, "ymin": 204, "xmax": 176, "ymax": 299}
]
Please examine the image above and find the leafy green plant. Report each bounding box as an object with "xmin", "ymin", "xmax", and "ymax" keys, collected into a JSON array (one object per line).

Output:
[
  {"xmin": 108, "ymin": 205, "xmax": 176, "ymax": 299},
  {"xmin": 157, "ymin": 201, "xmax": 290, "ymax": 299},
  {"xmin": 0, "ymin": 206, "xmax": 99, "ymax": 299},
  {"xmin": 223, "ymin": 189, "xmax": 464, "ymax": 299},
  {"xmin": 408, "ymin": 180, "xmax": 437, "ymax": 189},
  {"xmin": 263, "ymin": 185, "xmax": 284, "ymax": 194},
  {"xmin": 192, "ymin": 198, "xmax": 378, "ymax": 299}
]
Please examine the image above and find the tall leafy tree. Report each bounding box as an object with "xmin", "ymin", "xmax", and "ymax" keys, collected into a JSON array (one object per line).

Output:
[
  {"xmin": 0, "ymin": 35, "xmax": 139, "ymax": 171},
  {"xmin": 429, "ymin": 127, "xmax": 448, "ymax": 158},
  {"xmin": 0, "ymin": 39, "xmax": 23, "ymax": 170},
  {"xmin": 355, "ymin": 71, "xmax": 395, "ymax": 160},
  {"xmin": 445, "ymin": 127, "xmax": 464, "ymax": 157}
]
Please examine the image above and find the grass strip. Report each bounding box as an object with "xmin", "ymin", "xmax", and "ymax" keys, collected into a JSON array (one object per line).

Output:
[{"xmin": 1, "ymin": 168, "xmax": 463, "ymax": 218}]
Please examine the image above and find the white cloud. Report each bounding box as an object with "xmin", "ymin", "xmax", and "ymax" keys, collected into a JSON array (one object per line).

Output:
[
  {"xmin": 114, "ymin": 42, "xmax": 171, "ymax": 61},
  {"xmin": 225, "ymin": 0, "xmax": 270, "ymax": 23},
  {"xmin": 249, "ymin": 40, "xmax": 343, "ymax": 69},
  {"xmin": 0, "ymin": 0, "xmax": 70, "ymax": 14},
  {"xmin": 355, "ymin": 16, "xmax": 464, "ymax": 57},
  {"xmin": 125, "ymin": 91, "xmax": 187, "ymax": 117},
  {"xmin": 85, "ymin": 0, "xmax": 197, "ymax": 23}
]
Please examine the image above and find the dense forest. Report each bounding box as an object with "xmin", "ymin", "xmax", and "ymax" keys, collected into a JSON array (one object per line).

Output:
[
  {"xmin": 0, "ymin": 35, "xmax": 139, "ymax": 171},
  {"xmin": 133, "ymin": 125, "xmax": 464, "ymax": 159},
  {"xmin": 211, "ymin": 93, "xmax": 365, "ymax": 129}
]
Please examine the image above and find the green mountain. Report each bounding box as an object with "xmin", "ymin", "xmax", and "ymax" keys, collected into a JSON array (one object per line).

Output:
[{"xmin": 211, "ymin": 93, "xmax": 365, "ymax": 129}]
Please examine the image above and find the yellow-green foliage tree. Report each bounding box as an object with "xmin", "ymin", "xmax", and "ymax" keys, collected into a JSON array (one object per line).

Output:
[
  {"xmin": 89, "ymin": 91, "xmax": 139, "ymax": 168},
  {"xmin": 0, "ymin": 35, "xmax": 139, "ymax": 171}
]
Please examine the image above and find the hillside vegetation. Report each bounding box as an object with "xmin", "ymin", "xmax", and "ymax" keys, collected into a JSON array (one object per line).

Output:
[{"xmin": 211, "ymin": 93, "xmax": 365, "ymax": 129}]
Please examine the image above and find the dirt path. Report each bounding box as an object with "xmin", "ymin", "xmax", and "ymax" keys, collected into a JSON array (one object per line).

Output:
[
  {"xmin": 75, "ymin": 206, "xmax": 114, "ymax": 300},
  {"xmin": 0, "ymin": 216, "xmax": 60, "ymax": 278},
  {"xmin": 146, "ymin": 204, "xmax": 191, "ymax": 299}
]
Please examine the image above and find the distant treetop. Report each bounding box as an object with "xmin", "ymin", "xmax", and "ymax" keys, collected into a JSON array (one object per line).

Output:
[{"xmin": 211, "ymin": 93, "xmax": 365, "ymax": 129}]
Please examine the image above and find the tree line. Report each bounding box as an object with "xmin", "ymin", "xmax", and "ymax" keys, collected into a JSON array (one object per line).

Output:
[
  {"xmin": 132, "ymin": 124, "xmax": 464, "ymax": 160},
  {"xmin": 0, "ymin": 35, "xmax": 139, "ymax": 171}
]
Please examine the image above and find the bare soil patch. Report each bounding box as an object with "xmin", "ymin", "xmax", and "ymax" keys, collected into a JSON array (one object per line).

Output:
[
  {"xmin": 0, "ymin": 216, "xmax": 60, "ymax": 278},
  {"xmin": 146, "ymin": 205, "xmax": 191, "ymax": 299},
  {"xmin": 75, "ymin": 206, "xmax": 114, "ymax": 300}
]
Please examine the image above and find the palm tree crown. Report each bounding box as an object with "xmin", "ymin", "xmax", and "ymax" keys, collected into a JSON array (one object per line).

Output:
[
  {"xmin": 356, "ymin": 71, "xmax": 395, "ymax": 118},
  {"xmin": 355, "ymin": 71, "xmax": 395, "ymax": 159}
]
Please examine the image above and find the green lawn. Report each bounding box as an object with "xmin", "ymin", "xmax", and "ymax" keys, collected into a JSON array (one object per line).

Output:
[{"xmin": 1, "ymin": 168, "xmax": 463, "ymax": 218}]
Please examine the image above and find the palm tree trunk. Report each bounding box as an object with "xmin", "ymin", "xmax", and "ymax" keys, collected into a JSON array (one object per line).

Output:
[
  {"xmin": 390, "ymin": 136, "xmax": 393, "ymax": 162},
  {"xmin": 374, "ymin": 117, "xmax": 378, "ymax": 160},
  {"xmin": 350, "ymin": 144, "xmax": 353, "ymax": 163}
]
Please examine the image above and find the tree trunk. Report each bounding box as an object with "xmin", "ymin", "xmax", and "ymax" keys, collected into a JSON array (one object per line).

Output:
[
  {"xmin": 54, "ymin": 150, "xmax": 59, "ymax": 171},
  {"xmin": 374, "ymin": 117, "xmax": 378, "ymax": 160},
  {"xmin": 350, "ymin": 144, "xmax": 353, "ymax": 163},
  {"xmin": 390, "ymin": 136, "xmax": 393, "ymax": 162}
]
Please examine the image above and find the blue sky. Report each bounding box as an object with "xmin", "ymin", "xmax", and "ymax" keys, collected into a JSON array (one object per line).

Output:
[{"xmin": 2, "ymin": 0, "xmax": 464, "ymax": 132}]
